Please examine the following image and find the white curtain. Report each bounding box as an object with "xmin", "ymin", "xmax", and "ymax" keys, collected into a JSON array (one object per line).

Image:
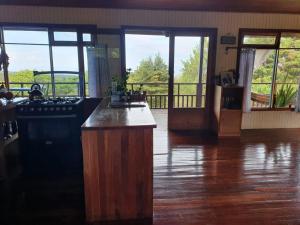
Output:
[
  {"xmin": 87, "ymin": 44, "xmax": 111, "ymax": 98},
  {"xmin": 238, "ymin": 49, "xmax": 256, "ymax": 112},
  {"xmin": 295, "ymin": 83, "xmax": 300, "ymax": 112}
]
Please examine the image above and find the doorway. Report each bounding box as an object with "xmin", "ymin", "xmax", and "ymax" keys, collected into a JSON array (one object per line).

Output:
[
  {"xmin": 124, "ymin": 29, "xmax": 169, "ymax": 110},
  {"xmin": 122, "ymin": 27, "xmax": 217, "ymax": 130},
  {"xmin": 168, "ymin": 30, "xmax": 217, "ymax": 130}
]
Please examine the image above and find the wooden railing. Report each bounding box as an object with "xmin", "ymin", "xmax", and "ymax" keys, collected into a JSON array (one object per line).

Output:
[
  {"xmin": 9, "ymin": 81, "xmax": 205, "ymax": 109},
  {"xmin": 127, "ymin": 82, "xmax": 206, "ymax": 109},
  {"xmin": 9, "ymin": 82, "xmax": 82, "ymax": 97}
]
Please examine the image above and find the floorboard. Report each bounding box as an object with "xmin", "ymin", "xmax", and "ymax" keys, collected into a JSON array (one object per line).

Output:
[{"xmin": 1, "ymin": 110, "xmax": 300, "ymax": 225}]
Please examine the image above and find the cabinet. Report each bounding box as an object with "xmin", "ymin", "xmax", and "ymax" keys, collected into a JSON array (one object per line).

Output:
[
  {"xmin": 0, "ymin": 99, "xmax": 25, "ymax": 181},
  {"xmin": 213, "ymin": 85, "xmax": 244, "ymax": 137}
]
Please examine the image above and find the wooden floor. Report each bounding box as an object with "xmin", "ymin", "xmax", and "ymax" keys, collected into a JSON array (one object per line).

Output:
[
  {"xmin": 2, "ymin": 110, "xmax": 300, "ymax": 225},
  {"xmin": 152, "ymin": 110, "xmax": 300, "ymax": 225}
]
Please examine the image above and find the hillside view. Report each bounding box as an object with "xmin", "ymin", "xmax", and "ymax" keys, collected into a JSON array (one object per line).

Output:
[{"xmin": 1, "ymin": 35, "xmax": 299, "ymax": 108}]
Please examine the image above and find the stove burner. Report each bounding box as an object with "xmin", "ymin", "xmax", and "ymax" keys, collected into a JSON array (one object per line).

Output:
[
  {"xmin": 17, "ymin": 97, "xmax": 83, "ymax": 115},
  {"xmin": 22, "ymin": 97, "xmax": 81, "ymax": 105}
]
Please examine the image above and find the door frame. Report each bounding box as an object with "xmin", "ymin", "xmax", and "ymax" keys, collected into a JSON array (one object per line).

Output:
[
  {"xmin": 120, "ymin": 26, "xmax": 217, "ymax": 130},
  {"xmin": 167, "ymin": 28, "xmax": 217, "ymax": 130}
]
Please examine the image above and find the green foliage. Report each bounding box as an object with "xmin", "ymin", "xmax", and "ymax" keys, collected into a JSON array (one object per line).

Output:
[
  {"xmin": 127, "ymin": 39, "xmax": 209, "ymax": 98},
  {"xmin": 175, "ymin": 39, "xmax": 208, "ymax": 95},
  {"xmin": 111, "ymin": 71, "xmax": 129, "ymax": 93},
  {"xmin": 251, "ymin": 36, "xmax": 300, "ymax": 106},
  {"xmin": 275, "ymin": 84, "xmax": 297, "ymax": 107},
  {"xmin": 128, "ymin": 53, "xmax": 168, "ymax": 83},
  {"xmin": 127, "ymin": 53, "xmax": 169, "ymax": 95},
  {"xmin": 8, "ymin": 70, "xmax": 80, "ymax": 96}
]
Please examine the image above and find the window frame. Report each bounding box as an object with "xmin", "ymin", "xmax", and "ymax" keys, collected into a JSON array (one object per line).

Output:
[
  {"xmin": 0, "ymin": 23, "xmax": 96, "ymax": 97},
  {"xmin": 238, "ymin": 28, "xmax": 300, "ymax": 111}
]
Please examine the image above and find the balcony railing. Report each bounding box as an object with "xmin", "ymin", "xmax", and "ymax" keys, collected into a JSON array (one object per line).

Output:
[
  {"xmin": 127, "ymin": 82, "xmax": 206, "ymax": 109},
  {"xmin": 9, "ymin": 82, "xmax": 205, "ymax": 109},
  {"xmin": 9, "ymin": 82, "xmax": 82, "ymax": 97}
]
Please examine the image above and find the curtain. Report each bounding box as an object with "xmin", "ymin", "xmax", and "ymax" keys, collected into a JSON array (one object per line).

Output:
[
  {"xmin": 87, "ymin": 44, "xmax": 111, "ymax": 98},
  {"xmin": 295, "ymin": 83, "xmax": 300, "ymax": 112},
  {"xmin": 238, "ymin": 49, "xmax": 256, "ymax": 112}
]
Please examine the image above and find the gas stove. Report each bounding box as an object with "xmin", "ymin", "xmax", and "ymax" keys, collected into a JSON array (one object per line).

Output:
[
  {"xmin": 16, "ymin": 97, "xmax": 83, "ymax": 115},
  {"xmin": 16, "ymin": 97, "xmax": 85, "ymax": 177}
]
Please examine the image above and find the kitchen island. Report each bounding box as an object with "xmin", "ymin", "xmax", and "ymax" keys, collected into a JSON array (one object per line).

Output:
[{"xmin": 81, "ymin": 102, "xmax": 156, "ymax": 223}]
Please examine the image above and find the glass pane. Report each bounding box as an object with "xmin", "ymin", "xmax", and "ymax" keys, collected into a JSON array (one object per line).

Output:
[
  {"xmin": 5, "ymin": 44, "xmax": 51, "ymax": 95},
  {"xmin": 251, "ymin": 49, "xmax": 276, "ymax": 108},
  {"xmin": 275, "ymin": 49, "xmax": 300, "ymax": 108},
  {"xmin": 3, "ymin": 28, "xmax": 49, "ymax": 44},
  {"xmin": 34, "ymin": 73, "xmax": 52, "ymax": 97},
  {"xmin": 125, "ymin": 33, "xmax": 169, "ymax": 109},
  {"xmin": 52, "ymin": 46, "xmax": 79, "ymax": 71},
  {"xmin": 243, "ymin": 35, "xmax": 276, "ymax": 45},
  {"xmin": 173, "ymin": 36, "xmax": 209, "ymax": 108},
  {"xmin": 0, "ymin": 71, "xmax": 4, "ymax": 83},
  {"xmin": 54, "ymin": 31, "xmax": 77, "ymax": 41},
  {"xmin": 54, "ymin": 73, "xmax": 79, "ymax": 97},
  {"xmin": 84, "ymin": 47, "xmax": 89, "ymax": 96},
  {"xmin": 280, "ymin": 33, "xmax": 300, "ymax": 48},
  {"xmin": 98, "ymin": 34, "xmax": 121, "ymax": 78},
  {"xmin": 83, "ymin": 33, "xmax": 92, "ymax": 42}
]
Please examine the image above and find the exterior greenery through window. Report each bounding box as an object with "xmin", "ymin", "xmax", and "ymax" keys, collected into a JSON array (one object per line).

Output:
[
  {"xmin": 126, "ymin": 33, "xmax": 209, "ymax": 109},
  {"xmin": 240, "ymin": 30, "xmax": 300, "ymax": 109},
  {"xmin": 0, "ymin": 25, "xmax": 95, "ymax": 97}
]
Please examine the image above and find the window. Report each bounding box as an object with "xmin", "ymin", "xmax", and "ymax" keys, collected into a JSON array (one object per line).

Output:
[
  {"xmin": 243, "ymin": 35, "xmax": 277, "ymax": 45},
  {"xmin": 0, "ymin": 25, "xmax": 95, "ymax": 97},
  {"xmin": 239, "ymin": 30, "xmax": 300, "ymax": 109},
  {"xmin": 173, "ymin": 36, "xmax": 209, "ymax": 108},
  {"xmin": 54, "ymin": 31, "xmax": 77, "ymax": 42},
  {"xmin": 83, "ymin": 33, "xmax": 92, "ymax": 42}
]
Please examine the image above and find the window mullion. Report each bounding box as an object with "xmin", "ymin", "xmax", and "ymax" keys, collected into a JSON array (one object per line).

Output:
[
  {"xmin": 270, "ymin": 49, "xmax": 279, "ymax": 108},
  {"xmin": 77, "ymin": 31, "xmax": 85, "ymax": 97},
  {"xmin": 48, "ymin": 30, "xmax": 55, "ymax": 97},
  {"xmin": 0, "ymin": 27, "xmax": 9, "ymax": 89}
]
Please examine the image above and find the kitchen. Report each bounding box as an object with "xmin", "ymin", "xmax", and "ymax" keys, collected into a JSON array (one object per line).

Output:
[
  {"xmin": 2, "ymin": 1, "xmax": 300, "ymax": 225},
  {"xmin": 0, "ymin": 84, "xmax": 156, "ymax": 224},
  {"xmin": 0, "ymin": 23, "xmax": 158, "ymax": 222}
]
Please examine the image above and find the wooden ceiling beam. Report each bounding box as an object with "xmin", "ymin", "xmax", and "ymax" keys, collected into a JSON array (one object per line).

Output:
[{"xmin": 1, "ymin": 0, "xmax": 300, "ymax": 14}]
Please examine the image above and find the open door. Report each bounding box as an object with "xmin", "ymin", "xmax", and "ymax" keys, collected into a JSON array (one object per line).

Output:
[{"xmin": 168, "ymin": 29, "xmax": 217, "ymax": 130}]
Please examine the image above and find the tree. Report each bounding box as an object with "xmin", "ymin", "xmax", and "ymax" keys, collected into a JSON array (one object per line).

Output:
[
  {"xmin": 175, "ymin": 40, "xmax": 208, "ymax": 100},
  {"xmin": 127, "ymin": 53, "xmax": 169, "ymax": 94},
  {"xmin": 251, "ymin": 36, "xmax": 300, "ymax": 107}
]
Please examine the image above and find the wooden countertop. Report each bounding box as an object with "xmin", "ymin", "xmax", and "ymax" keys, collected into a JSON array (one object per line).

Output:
[{"xmin": 82, "ymin": 102, "xmax": 157, "ymax": 130}]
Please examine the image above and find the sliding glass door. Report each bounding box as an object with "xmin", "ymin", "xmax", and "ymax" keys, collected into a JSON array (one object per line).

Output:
[
  {"xmin": 124, "ymin": 29, "xmax": 169, "ymax": 109},
  {"xmin": 122, "ymin": 27, "xmax": 217, "ymax": 130},
  {"xmin": 168, "ymin": 30, "xmax": 216, "ymax": 130}
]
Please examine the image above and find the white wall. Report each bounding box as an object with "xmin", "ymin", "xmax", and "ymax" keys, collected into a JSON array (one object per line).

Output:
[{"xmin": 1, "ymin": 5, "xmax": 300, "ymax": 129}]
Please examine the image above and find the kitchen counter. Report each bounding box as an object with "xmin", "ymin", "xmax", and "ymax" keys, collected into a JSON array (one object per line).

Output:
[
  {"xmin": 81, "ymin": 102, "xmax": 156, "ymax": 129},
  {"xmin": 81, "ymin": 102, "xmax": 156, "ymax": 223}
]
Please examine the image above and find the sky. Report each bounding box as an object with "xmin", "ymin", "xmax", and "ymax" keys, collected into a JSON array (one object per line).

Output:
[
  {"xmin": 4, "ymin": 30, "xmax": 81, "ymax": 73},
  {"xmin": 125, "ymin": 34, "xmax": 201, "ymax": 76}
]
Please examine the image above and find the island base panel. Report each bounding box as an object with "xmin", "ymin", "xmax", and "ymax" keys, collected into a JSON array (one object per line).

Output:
[{"xmin": 82, "ymin": 128, "xmax": 153, "ymax": 222}]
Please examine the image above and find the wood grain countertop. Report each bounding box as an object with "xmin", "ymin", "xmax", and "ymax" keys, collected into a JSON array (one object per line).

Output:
[{"xmin": 81, "ymin": 102, "xmax": 157, "ymax": 130}]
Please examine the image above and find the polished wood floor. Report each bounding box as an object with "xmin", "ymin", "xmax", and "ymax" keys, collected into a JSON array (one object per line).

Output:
[
  {"xmin": 2, "ymin": 110, "xmax": 300, "ymax": 225},
  {"xmin": 153, "ymin": 110, "xmax": 300, "ymax": 225}
]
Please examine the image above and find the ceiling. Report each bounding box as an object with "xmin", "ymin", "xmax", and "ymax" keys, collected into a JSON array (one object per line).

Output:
[{"xmin": 1, "ymin": 0, "xmax": 300, "ymax": 14}]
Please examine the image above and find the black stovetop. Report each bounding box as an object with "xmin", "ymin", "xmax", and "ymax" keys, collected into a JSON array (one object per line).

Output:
[
  {"xmin": 16, "ymin": 97, "xmax": 84, "ymax": 115},
  {"xmin": 19, "ymin": 97, "xmax": 83, "ymax": 106}
]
